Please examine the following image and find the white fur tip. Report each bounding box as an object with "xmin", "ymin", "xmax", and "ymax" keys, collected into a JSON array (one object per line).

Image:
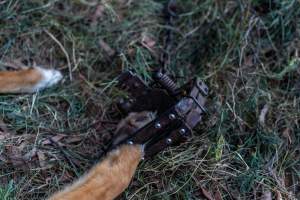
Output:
[
  {"xmin": 34, "ymin": 67, "xmax": 63, "ymax": 91},
  {"xmin": 140, "ymin": 144, "xmax": 145, "ymax": 158}
]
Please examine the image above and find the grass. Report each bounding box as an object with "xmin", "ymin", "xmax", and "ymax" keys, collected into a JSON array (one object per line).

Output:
[
  {"xmin": 0, "ymin": 0, "xmax": 300, "ymax": 199},
  {"xmin": 0, "ymin": 180, "xmax": 14, "ymax": 200}
]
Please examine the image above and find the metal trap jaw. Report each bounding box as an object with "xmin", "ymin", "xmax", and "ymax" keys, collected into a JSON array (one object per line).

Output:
[{"xmin": 114, "ymin": 70, "xmax": 208, "ymax": 158}]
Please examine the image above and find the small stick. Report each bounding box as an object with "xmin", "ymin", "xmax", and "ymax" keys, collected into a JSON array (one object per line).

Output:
[
  {"xmin": 44, "ymin": 30, "xmax": 73, "ymax": 81},
  {"xmin": 49, "ymin": 137, "xmax": 80, "ymax": 177}
]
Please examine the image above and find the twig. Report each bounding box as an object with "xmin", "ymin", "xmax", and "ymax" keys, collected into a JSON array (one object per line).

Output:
[
  {"xmin": 44, "ymin": 29, "xmax": 73, "ymax": 81},
  {"xmin": 160, "ymin": 0, "xmax": 178, "ymax": 72},
  {"xmin": 49, "ymin": 137, "xmax": 79, "ymax": 176}
]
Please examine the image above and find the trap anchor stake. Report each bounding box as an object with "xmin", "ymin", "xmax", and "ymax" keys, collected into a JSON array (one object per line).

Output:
[{"xmin": 113, "ymin": 70, "xmax": 208, "ymax": 158}]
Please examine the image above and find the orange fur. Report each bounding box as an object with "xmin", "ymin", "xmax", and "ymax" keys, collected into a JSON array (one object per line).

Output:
[
  {"xmin": 0, "ymin": 69, "xmax": 144, "ymax": 200},
  {"xmin": 0, "ymin": 67, "xmax": 62, "ymax": 93},
  {"xmin": 0, "ymin": 68, "xmax": 43, "ymax": 93},
  {"xmin": 48, "ymin": 145, "xmax": 143, "ymax": 200}
]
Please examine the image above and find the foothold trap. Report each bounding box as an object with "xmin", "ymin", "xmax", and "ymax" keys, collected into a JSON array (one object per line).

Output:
[{"xmin": 112, "ymin": 70, "xmax": 208, "ymax": 158}]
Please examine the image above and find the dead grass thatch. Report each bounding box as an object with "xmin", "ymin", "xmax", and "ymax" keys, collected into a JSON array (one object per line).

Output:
[{"xmin": 0, "ymin": 0, "xmax": 299, "ymax": 199}]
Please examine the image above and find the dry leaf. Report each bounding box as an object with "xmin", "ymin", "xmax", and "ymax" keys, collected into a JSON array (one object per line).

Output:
[
  {"xmin": 65, "ymin": 136, "xmax": 82, "ymax": 144},
  {"xmin": 5, "ymin": 145, "xmax": 25, "ymax": 167},
  {"xmin": 0, "ymin": 118, "xmax": 15, "ymax": 140},
  {"xmin": 0, "ymin": 118, "xmax": 9, "ymax": 133},
  {"xmin": 275, "ymin": 190, "xmax": 283, "ymax": 200},
  {"xmin": 282, "ymin": 128, "xmax": 292, "ymax": 144},
  {"xmin": 0, "ymin": 133, "xmax": 11, "ymax": 140},
  {"xmin": 214, "ymin": 188, "xmax": 222, "ymax": 200},
  {"xmin": 200, "ymin": 186, "xmax": 214, "ymax": 200},
  {"xmin": 141, "ymin": 33, "xmax": 159, "ymax": 59},
  {"xmin": 284, "ymin": 172, "xmax": 293, "ymax": 188},
  {"xmin": 261, "ymin": 190, "xmax": 272, "ymax": 200},
  {"xmin": 99, "ymin": 38, "xmax": 116, "ymax": 57},
  {"xmin": 42, "ymin": 135, "xmax": 65, "ymax": 145},
  {"xmin": 244, "ymin": 55, "xmax": 254, "ymax": 67},
  {"xmin": 17, "ymin": 141, "xmax": 29, "ymax": 152},
  {"xmin": 127, "ymin": 46, "xmax": 135, "ymax": 57},
  {"xmin": 259, "ymin": 104, "xmax": 269, "ymax": 126},
  {"xmin": 37, "ymin": 151, "xmax": 49, "ymax": 168},
  {"xmin": 91, "ymin": 4, "xmax": 105, "ymax": 26},
  {"xmin": 59, "ymin": 170, "xmax": 74, "ymax": 182},
  {"xmin": 224, "ymin": 1, "xmax": 238, "ymax": 15},
  {"xmin": 141, "ymin": 34, "xmax": 156, "ymax": 54},
  {"xmin": 23, "ymin": 147, "xmax": 37, "ymax": 161},
  {"xmin": 0, "ymin": 154, "xmax": 8, "ymax": 162}
]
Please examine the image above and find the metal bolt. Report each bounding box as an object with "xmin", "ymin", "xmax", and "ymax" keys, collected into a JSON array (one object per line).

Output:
[
  {"xmin": 156, "ymin": 72, "xmax": 163, "ymax": 78},
  {"xmin": 166, "ymin": 138, "xmax": 172, "ymax": 144},
  {"xmin": 155, "ymin": 122, "xmax": 161, "ymax": 129},
  {"xmin": 128, "ymin": 141, "xmax": 133, "ymax": 145},
  {"xmin": 179, "ymin": 128, "xmax": 186, "ymax": 135},
  {"xmin": 204, "ymin": 87, "xmax": 208, "ymax": 93},
  {"xmin": 169, "ymin": 113, "xmax": 176, "ymax": 120}
]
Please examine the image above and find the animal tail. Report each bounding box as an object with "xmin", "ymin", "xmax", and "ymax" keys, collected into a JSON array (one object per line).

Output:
[{"xmin": 0, "ymin": 67, "xmax": 62, "ymax": 93}]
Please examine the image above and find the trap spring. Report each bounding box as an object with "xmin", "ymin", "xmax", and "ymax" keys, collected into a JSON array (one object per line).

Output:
[{"xmin": 112, "ymin": 70, "xmax": 208, "ymax": 158}]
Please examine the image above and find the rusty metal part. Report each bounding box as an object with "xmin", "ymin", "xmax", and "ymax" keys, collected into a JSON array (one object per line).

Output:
[
  {"xmin": 153, "ymin": 71, "xmax": 178, "ymax": 95},
  {"xmin": 117, "ymin": 71, "xmax": 175, "ymax": 113},
  {"xmin": 112, "ymin": 70, "xmax": 208, "ymax": 158},
  {"xmin": 107, "ymin": 0, "xmax": 207, "ymax": 158}
]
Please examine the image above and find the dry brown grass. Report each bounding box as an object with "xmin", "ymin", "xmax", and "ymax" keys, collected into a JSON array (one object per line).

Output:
[{"xmin": 0, "ymin": 0, "xmax": 299, "ymax": 199}]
